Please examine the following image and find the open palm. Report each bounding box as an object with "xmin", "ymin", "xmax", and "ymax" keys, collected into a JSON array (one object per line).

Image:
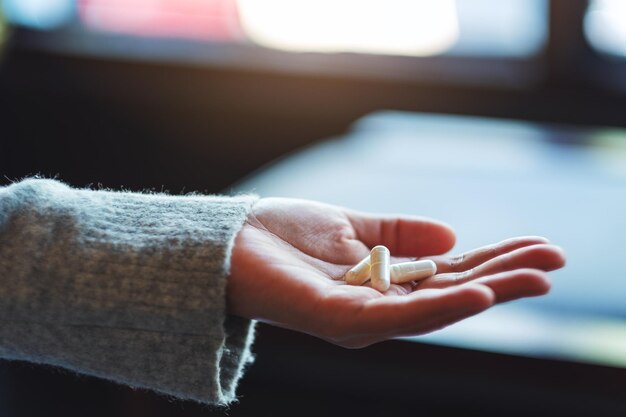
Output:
[{"xmin": 228, "ymin": 198, "xmax": 565, "ymax": 348}]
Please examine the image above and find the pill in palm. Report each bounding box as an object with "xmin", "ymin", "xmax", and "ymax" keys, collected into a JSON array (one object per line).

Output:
[
  {"xmin": 344, "ymin": 255, "xmax": 371, "ymax": 285},
  {"xmin": 390, "ymin": 260, "xmax": 437, "ymax": 284},
  {"xmin": 370, "ymin": 245, "xmax": 390, "ymax": 292}
]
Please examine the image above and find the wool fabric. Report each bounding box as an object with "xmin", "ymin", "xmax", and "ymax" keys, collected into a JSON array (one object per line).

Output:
[{"xmin": 0, "ymin": 178, "xmax": 258, "ymax": 405}]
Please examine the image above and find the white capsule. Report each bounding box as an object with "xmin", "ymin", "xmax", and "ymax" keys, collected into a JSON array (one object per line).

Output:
[
  {"xmin": 390, "ymin": 260, "xmax": 437, "ymax": 284},
  {"xmin": 370, "ymin": 245, "xmax": 390, "ymax": 292},
  {"xmin": 344, "ymin": 255, "xmax": 371, "ymax": 285}
]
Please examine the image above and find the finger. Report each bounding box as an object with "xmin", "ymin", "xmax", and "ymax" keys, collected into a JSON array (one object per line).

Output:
[
  {"xmin": 469, "ymin": 244, "xmax": 565, "ymax": 275},
  {"xmin": 419, "ymin": 244, "xmax": 565, "ymax": 289},
  {"xmin": 349, "ymin": 285, "xmax": 494, "ymax": 338},
  {"xmin": 346, "ymin": 210, "xmax": 456, "ymax": 256},
  {"xmin": 430, "ymin": 236, "xmax": 551, "ymax": 274},
  {"xmin": 471, "ymin": 268, "xmax": 551, "ymax": 303}
]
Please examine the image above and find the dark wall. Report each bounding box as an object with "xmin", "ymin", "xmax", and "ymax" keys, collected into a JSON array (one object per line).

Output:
[
  {"xmin": 2, "ymin": 44, "xmax": 626, "ymax": 192},
  {"xmin": 1, "ymin": 48, "xmax": 361, "ymax": 192}
]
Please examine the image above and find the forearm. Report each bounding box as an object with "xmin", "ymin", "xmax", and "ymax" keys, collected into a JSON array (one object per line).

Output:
[{"xmin": 0, "ymin": 179, "xmax": 257, "ymax": 404}]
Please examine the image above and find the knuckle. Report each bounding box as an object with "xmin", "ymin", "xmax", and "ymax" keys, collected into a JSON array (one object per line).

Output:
[
  {"xmin": 450, "ymin": 253, "xmax": 466, "ymax": 271},
  {"xmin": 453, "ymin": 268, "xmax": 474, "ymax": 284}
]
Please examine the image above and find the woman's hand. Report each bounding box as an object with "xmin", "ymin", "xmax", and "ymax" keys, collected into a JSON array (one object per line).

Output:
[{"xmin": 228, "ymin": 198, "xmax": 565, "ymax": 348}]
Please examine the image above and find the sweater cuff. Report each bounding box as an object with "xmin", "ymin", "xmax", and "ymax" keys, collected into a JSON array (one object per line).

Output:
[{"xmin": 0, "ymin": 179, "xmax": 258, "ymax": 405}]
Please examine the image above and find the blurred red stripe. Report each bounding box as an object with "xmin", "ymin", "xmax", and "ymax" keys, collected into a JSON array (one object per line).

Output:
[{"xmin": 78, "ymin": 0, "xmax": 244, "ymax": 41}]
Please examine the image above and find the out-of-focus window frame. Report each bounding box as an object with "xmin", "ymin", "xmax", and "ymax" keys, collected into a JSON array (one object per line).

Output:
[
  {"xmin": 547, "ymin": 0, "xmax": 626, "ymax": 92},
  {"xmin": 10, "ymin": 28, "xmax": 545, "ymax": 89},
  {"xmin": 6, "ymin": 0, "xmax": 548, "ymax": 89}
]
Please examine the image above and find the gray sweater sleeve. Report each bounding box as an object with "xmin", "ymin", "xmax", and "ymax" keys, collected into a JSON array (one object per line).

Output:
[{"xmin": 0, "ymin": 178, "xmax": 258, "ymax": 405}]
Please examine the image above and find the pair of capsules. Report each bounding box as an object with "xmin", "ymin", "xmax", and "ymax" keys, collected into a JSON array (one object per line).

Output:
[{"xmin": 343, "ymin": 245, "xmax": 437, "ymax": 292}]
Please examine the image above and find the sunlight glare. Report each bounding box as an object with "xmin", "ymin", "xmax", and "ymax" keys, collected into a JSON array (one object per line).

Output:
[
  {"xmin": 236, "ymin": 0, "xmax": 459, "ymax": 56},
  {"xmin": 584, "ymin": 0, "xmax": 626, "ymax": 57}
]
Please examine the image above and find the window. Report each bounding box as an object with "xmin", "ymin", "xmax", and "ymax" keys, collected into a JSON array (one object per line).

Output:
[
  {"xmin": 584, "ymin": 0, "xmax": 626, "ymax": 58},
  {"xmin": 1, "ymin": 0, "xmax": 624, "ymax": 91},
  {"xmin": 448, "ymin": 0, "xmax": 547, "ymax": 57},
  {"xmin": 2, "ymin": 0, "xmax": 548, "ymax": 57},
  {"xmin": 237, "ymin": 0, "xmax": 548, "ymax": 58},
  {"xmin": 1, "ymin": 0, "xmax": 74, "ymax": 30}
]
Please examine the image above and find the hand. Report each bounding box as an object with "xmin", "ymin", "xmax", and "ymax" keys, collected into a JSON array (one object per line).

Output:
[{"xmin": 228, "ymin": 198, "xmax": 565, "ymax": 348}]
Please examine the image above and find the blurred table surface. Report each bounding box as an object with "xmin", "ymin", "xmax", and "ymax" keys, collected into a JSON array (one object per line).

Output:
[{"xmin": 235, "ymin": 111, "xmax": 626, "ymax": 368}]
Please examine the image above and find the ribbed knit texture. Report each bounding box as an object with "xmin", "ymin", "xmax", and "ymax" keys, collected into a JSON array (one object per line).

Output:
[{"xmin": 0, "ymin": 179, "xmax": 258, "ymax": 405}]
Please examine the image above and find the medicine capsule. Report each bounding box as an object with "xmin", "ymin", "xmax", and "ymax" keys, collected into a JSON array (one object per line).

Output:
[
  {"xmin": 370, "ymin": 245, "xmax": 390, "ymax": 292},
  {"xmin": 390, "ymin": 260, "xmax": 437, "ymax": 284},
  {"xmin": 344, "ymin": 255, "xmax": 371, "ymax": 285}
]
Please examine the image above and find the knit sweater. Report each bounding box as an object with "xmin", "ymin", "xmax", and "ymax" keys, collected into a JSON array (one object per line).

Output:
[{"xmin": 0, "ymin": 178, "xmax": 258, "ymax": 405}]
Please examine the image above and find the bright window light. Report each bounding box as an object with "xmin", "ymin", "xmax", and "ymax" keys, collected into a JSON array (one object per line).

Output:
[
  {"xmin": 1, "ymin": 0, "xmax": 74, "ymax": 30},
  {"xmin": 584, "ymin": 0, "xmax": 626, "ymax": 58},
  {"xmin": 450, "ymin": 0, "xmax": 547, "ymax": 57},
  {"xmin": 236, "ymin": 0, "xmax": 459, "ymax": 56}
]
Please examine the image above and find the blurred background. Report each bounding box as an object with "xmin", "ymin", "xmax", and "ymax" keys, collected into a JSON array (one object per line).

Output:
[{"xmin": 1, "ymin": 0, "xmax": 625, "ymax": 416}]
